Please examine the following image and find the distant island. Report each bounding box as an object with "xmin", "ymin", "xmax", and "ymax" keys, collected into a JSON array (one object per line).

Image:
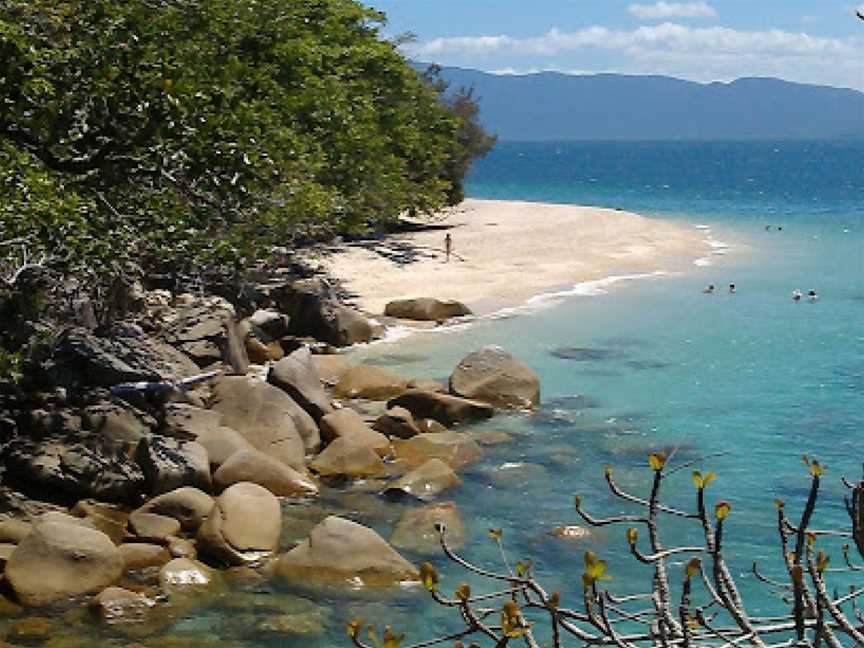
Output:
[{"xmin": 423, "ymin": 64, "xmax": 864, "ymax": 141}]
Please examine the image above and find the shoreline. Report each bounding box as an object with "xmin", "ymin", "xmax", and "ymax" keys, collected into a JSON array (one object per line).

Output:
[{"xmin": 310, "ymin": 198, "xmax": 717, "ymax": 322}]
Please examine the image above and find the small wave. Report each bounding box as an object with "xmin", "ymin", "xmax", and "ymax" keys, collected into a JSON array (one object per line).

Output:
[{"xmin": 693, "ymin": 257, "xmax": 712, "ymax": 267}]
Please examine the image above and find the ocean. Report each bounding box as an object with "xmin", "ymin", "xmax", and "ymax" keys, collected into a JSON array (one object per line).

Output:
[
  {"xmin": 68, "ymin": 141, "xmax": 864, "ymax": 645},
  {"xmin": 338, "ymin": 140, "xmax": 864, "ymax": 646}
]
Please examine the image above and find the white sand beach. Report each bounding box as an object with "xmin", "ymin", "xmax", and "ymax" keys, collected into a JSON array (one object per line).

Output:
[{"xmin": 314, "ymin": 199, "xmax": 710, "ymax": 316}]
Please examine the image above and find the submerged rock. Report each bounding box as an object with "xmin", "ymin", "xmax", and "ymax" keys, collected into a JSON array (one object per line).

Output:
[
  {"xmin": 391, "ymin": 432, "xmax": 483, "ymax": 470},
  {"xmin": 383, "ymin": 458, "xmax": 461, "ymax": 501},
  {"xmin": 390, "ymin": 502, "xmax": 465, "ymax": 554},
  {"xmin": 275, "ymin": 516, "xmax": 418, "ymax": 586},
  {"xmin": 449, "ymin": 346, "xmax": 540, "ymax": 409},
  {"xmin": 550, "ymin": 347, "xmax": 621, "ymax": 361}
]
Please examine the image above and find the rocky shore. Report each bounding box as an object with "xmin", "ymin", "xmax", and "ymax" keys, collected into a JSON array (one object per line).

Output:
[{"xmin": 0, "ymin": 267, "xmax": 544, "ymax": 644}]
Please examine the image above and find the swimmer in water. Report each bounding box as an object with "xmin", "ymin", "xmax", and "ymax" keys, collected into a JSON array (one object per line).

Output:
[
  {"xmin": 703, "ymin": 284, "xmax": 715, "ymax": 294},
  {"xmin": 808, "ymin": 290, "xmax": 818, "ymax": 302},
  {"xmin": 792, "ymin": 289, "xmax": 802, "ymax": 301},
  {"xmin": 729, "ymin": 283, "xmax": 736, "ymax": 294}
]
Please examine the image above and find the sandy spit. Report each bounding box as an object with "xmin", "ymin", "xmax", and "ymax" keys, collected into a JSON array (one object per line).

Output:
[{"xmin": 311, "ymin": 199, "xmax": 710, "ymax": 317}]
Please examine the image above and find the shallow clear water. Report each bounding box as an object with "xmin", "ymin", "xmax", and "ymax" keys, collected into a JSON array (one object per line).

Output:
[{"xmin": 44, "ymin": 141, "xmax": 863, "ymax": 646}]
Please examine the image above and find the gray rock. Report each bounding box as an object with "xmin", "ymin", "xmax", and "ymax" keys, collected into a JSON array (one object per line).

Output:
[
  {"xmin": 265, "ymin": 279, "xmax": 375, "ymax": 347},
  {"xmin": 159, "ymin": 301, "xmax": 248, "ymax": 372},
  {"xmin": 384, "ymin": 298, "xmax": 472, "ymax": 321},
  {"xmin": 449, "ymin": 346, "xmax": 540, "ymax": 410},
  {"xmin": 135, "ymin": 435, "xmax": 212, "ymax": 496},
  {"xmin": 52, "ymin": 324, "xmax": 200, "ymax": 388},
  {"xmin": 4, "ymin": 434, "xmax": 145, "ymax": 504},
  {"xmin": 160, "ymin": 403, "xmax": 255, "ymax": 467},
  {"xmin": 268, "ymin": 347, "xmax": 333, "ymax": 422},
  {"xmin": 83, "ymin": 402, "xmax": 155, "ymax": 446}
]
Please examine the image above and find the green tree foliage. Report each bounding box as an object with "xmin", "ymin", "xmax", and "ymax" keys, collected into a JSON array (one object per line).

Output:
[{"xmin": 0, "ymin": 0, "xmax": 491, "ymax": 285}]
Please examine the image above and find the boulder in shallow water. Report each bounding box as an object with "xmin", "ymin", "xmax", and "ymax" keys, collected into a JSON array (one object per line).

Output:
[
  {"xmin": 119, "ymin": 543, "xmax": 172, "ymax": 572},
  {"xmin": 268, "ymin": 347, "xmax": 333, "ymax": 422},
  {"xmin": 390, "ymin": 502, "xmax": 465, "ymax": 554},
  {"xmin": 6, "ymin": 517, "xmax": 123, "ymax": 606},
  {"xmin": 158, "ymin": 557, "xmax": 216, "ymax": 591},
  {"xmin": 214, "ymin": 449, "xmax": 318, "ymax": 497},
  {"xmin": 209, "ymin": 376, "xmax": 309, "ymax": 469},
  {"xmin": 197, "ymin": 482, "xmax": 281, "ymax": 566},
  {"xmin": 449, "ymin": 346, "xmax": 540, "ymax": 409},
  {"xmin": 387, "ymin": 390, "xmax": 494, "ymax": 426},
  {"xmin": 275, "ymin": 516, "xmax": 418, "ymax": 586},
  {"xmin": 333, "ymin": 364, "xmax": 408, "ymax": 401},
  {"xmin": 392, "ymin": 432, "xmax": 483, "ymax": 470},
  {"xmin": 309, "ymin": 437, "xmax": 386, "ymax": 479},
  {"xmin": 383, "ymin": 458, "xmax": 461, "ymax": 501},
  {"xmin": 384, "ymin": 298, "xmax": 472, "ymax": 321}
]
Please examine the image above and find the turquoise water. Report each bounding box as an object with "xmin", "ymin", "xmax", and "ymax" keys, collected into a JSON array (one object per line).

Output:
[
  {"xmin": 60, "ymin": 142, "xmax": 861, "ymax": 646},
  {"xmin": 332, "ymin": 141, "xmax": 864, "ymax": 645}
]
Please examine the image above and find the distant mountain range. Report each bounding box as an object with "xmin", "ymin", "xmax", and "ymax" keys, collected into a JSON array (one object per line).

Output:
[{"xmin": 423, "ymin": 65, "xmax": 864, "ymax": 141}]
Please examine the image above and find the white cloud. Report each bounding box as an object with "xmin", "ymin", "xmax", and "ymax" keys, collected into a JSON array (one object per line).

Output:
[
  {"xmin": 628, "ymin": 2, "xmax": 717, "ymax": 20},
  {"xmin": 409, "ymin": 24, "xmax": 864, "ymax": 90}
]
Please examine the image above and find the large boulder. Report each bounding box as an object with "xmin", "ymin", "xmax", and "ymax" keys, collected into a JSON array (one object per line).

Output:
[
  {"xmin": 161, "ymin": 403, "xmax": 255, "ymax": 468},
  {"xmin": 384, "ymin": 298, "xmax": 472, "ymax": 322},
  {"xmin": 268, "ymin": 347, "xmax": 333, "ymax": 422},
  {"xmin": 449, "ymin": 346, "xmax": 540, "ymax": 409},
  {"xmin": 333, "ymin": 365, "xmax": 408, "ymax": 401},
  {"xmin": 392, "ymin": 433, "xmax": 483, "ymax": 470},
  {"xmin": 275, "ymin": 516, "xmax": 418, "ymax": 586},
  {"xmin": 158, "ymin": 298, "xmax": 248, "ymax": 373},
  {"xmin": 214, "ymin": 449, "xmax": 318, "ymax": 497},
  {"xmin": 4, "ymin": 434, "xmax": 145, "ymax": 504},
  {"xmin": 209, "ymin": 376, "xmax": 309, "ymax": 470},
  {"xmin": 372, "ymin": 407, "xmax": 419, "ymax": 439},
  {"xmin": 309, "ymin": 437, "xmax": 387, "ymax": 479},
  {"xmin": 197, "ymin": 483, "xmax": 281, "ymax": 566},
  {"xmin": 135, "ymin": 487, "xmax": 214, "ymax": 533},
  {"xmin": 318, "ymin": 409, "xmax": 390, "ymax": 456},
  {"xmin": 135, "ymin": 435, "xmax": 212, "ymax": 496},
  {"xmin": 51, "ymin": 324, "xmax": 200, "ymax": 388},
  {"xmin": 390, "ymin": 502, "xmax": 465, "ymax": 554},
  {"xmin": 383, "ymin": 458, "xmax": 461, "ymax": 501},
  {"xmin": 267, "ymin": 279, "xmax": 375, "ymax": 346},
  {"xmin": 6, "ymin": 516, "xmax": 123, "ymax": 606},
  {"xmin": 387, "ymin": 390, "xmax": 494, "ymax": 426}
]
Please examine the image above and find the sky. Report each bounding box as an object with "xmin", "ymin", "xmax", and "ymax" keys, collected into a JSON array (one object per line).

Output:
[{"xmin": 365, "ymin": 1, "xmax": 864, "ymax": 90}]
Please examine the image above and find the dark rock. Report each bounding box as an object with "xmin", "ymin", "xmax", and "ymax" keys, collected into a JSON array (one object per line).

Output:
[
  {"xmin": 268, "ymin": 347, "xmax": 333, "ymax": 422},
  {"xmin": 4, "ymin": 433, "xmax": 145, "ymax": 504},
  {"xmin": 265, "ymin": 279, "xmax": 375, "ymax": 347},
  {"xmin": 159, "ymin": 301, "xmax": 248, "ymax": 372},
  {"xmin": 384, "ymin": 298, "xmax": 472, "ymax": 321},
  {"xmin": 51, "ymin": 324, "xmax": 200, "ymax": 388},
  {"xmin": 372, "ymin": 407, "xmax": 420, "ymax": 439},
  {"xmin": 550, "ymin": 347, "xmax": 621, "ymax": 361},
  {"xmin": 83, "ymin": 401, "xmax": 156, "ymax": 446},
  {"xmin": 134, "ymin": 435, "xmax": 212, "ymax": 496},
  {"xmin": 387, "ymin": 390, "xmax": 494, "ymax": 426}
]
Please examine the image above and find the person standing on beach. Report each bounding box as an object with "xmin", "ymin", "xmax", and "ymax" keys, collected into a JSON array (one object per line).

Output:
[{"xmin": 444, "ymin": 232, "xmax": 452, "ymax": 263}]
